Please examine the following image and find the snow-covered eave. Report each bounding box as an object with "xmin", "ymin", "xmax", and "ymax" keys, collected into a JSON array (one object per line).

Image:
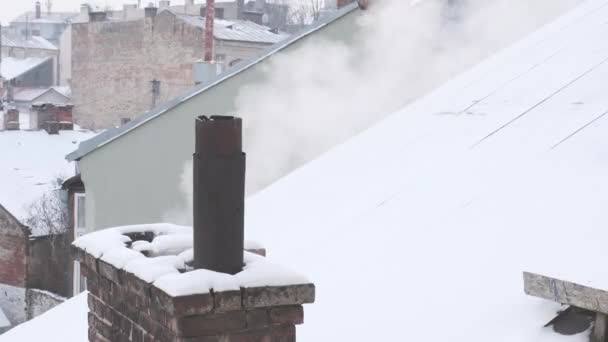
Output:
[
  {"xmin": 0, "ymin": 203, "xmax": 31, "ymax": 236},
  {"xmin": 65, "ymin": 3, "xmax": 361, "ymax": 162}
]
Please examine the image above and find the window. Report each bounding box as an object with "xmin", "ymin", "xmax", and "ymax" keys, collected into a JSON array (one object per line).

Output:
[
  {"xmin": 73, "ymin": 193, "xmax": 87, "ymax": 295},
  {"xmin": 75, "ymin": 193, "xmax": 86, "ymax": 235}
]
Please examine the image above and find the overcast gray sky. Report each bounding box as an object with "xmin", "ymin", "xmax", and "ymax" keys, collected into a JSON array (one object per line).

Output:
[{"xmin": 0, "ymin": 0, "xmax": 192, "ymax": 25}]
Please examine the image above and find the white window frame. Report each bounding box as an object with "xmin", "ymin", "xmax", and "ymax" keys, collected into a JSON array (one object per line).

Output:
[{"xmin": 73, "ymin": 192, "xmax": 87, "ymax": 296}]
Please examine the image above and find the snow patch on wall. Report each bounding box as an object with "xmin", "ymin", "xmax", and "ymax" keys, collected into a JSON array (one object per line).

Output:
[
  {"xmin": 0, "ymin": 284, "xmax": 26, "ymax": 326},
  {"xmin": 26, "ymin": 289, "xmax": 66, "ymax": 320}
]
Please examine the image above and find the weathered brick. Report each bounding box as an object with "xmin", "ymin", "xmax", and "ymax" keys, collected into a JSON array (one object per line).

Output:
[
  {"xmin": 71, "ymin": 245, "xmax": 86, "ymax": 262},
  {"xmin": 126, "ymin": 272, "xmax": 152, "ymax": 298},
  {"xmin": 88, "ymin": 327, "xmax": 111, "ymax": 342},
  {"xmin": 89, "ymin": 312, "xmax": 113, "ymax": 339},
  {"xmin": 246, "ymin": 309, "xmax": 269, "ymax": 329},
  {"xmin": 98, "ymin": 259, "xmax": 124, "ymax": 284},
  {"xmin": 269, "ymin": 306, "xmax": 303, "ymax": 326},
  {"xmin": 270, "ymin": 325, "xmax": 296, "ymax": 342},
  {"xmin": 83, "ymin": 252, "xmax": 99, "ymax": 273},
  {"xmin": 295, "ymin": 284, "xmax": 315, "ymax": 304},
  {"xmin": 179, "ymin": 337, "xmax": 222, "ymax": 342},
  {"xmin": 178, "ymin": 311, "xmax": 247, "ymax": 337},
  {"xmin": 243, "ymin": 286, "xmax": 300, "ymax": 309},
  {"xmin": 214, "ymin": 290, "xmax": 242, "ymax": 313},
  {"xmin": 172, "ymin": 293, "xmax": 214, "ymax": 317}
]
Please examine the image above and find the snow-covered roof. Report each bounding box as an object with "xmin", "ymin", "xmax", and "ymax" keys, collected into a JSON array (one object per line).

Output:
[
  {"xmin": 22, "ymin": 0, "xmax": 608, "ymax": 340},
  {"xmin": 241, "ymin": 0, "xmax": 608, "ymax": 341},
  {"xmin": 0, "ymin": 57, "xmax": 52, "ymax": 81},
  {"xmin": 11, "ymin": 11, "xmax": 78, "ymax": 25},
  {"xmin": 66, "ymin": 3, "xmax": 360, "ymax": 162},
  {"xmin": 0, "ymin": 308, "xmax": 10, "ymax": 329},
  {"xmin": 0, "ymin": 130, "xmax": 97, "ymax": 231},
  {"xmin": 175, "ymin": 13, "xmax": 286, "ymax": 44},
  {"xmin": 1, "ymin": 34, "xmax": 58, "ymax": 50},
  {"xmin": 13, "ymin": 87, "xmax": 70, "ymax": 103},
  {"xmin": 0, "ymin": 292, "xmax": 87, "ymax": 341}
]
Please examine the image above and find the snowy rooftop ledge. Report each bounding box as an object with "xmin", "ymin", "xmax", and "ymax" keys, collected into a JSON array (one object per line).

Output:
[{"xmin": 72, "ymin": 223, "xmax": 312, "ymax": 297}]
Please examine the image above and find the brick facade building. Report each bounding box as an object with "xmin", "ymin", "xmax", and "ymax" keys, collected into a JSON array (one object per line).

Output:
[
  {"xmin": 0, "ymin": 204, "xmax": 73, "ymax": 330},
  {"xmin": 71, "ymin": 9, "xmax": 285, "ymax": 129}
]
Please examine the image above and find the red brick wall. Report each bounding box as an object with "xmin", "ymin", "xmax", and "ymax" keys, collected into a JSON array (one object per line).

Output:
[{"xmin": 0, "ymin": 206, "xmax": 28, "ymax": 288}]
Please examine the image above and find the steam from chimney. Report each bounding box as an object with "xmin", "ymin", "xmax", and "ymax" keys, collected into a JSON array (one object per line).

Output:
[{"xmin": 164, "ymin": 0, "xmax": 581, "ymax": 226}]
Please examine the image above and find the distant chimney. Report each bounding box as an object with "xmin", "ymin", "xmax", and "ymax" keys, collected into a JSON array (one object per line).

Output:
[
  {"xmin": 159, "ymin": 0, "xmax": 171, "ymax": 9},
  {"xmin": 4, "ymin": 108, "xmax": 19, "ymax": 131},
  {"xmin": 204, "ymin": 0, "xmax": 215, "ymax": 62},
  {"xmin": 123, "ymin": 4, "xmax": 137, "ymax": 20},
  {"xmin": 254, "ymin": 0, "xmax": 266, "ymax": 11},
  {"xmin": 242, "ymin": 11, "xmax": 264, "ymax": 25},
  {"xmin": 337, "ymin": 0, "xmax": 354, "ymax": 8},
  {"xmin": 201, "ymin": 6, "xmax": 224, "ymax": 19},
  {"xmin": 145, "ymin": 5, "xmax": 158, "ymax": 18},
  {"xmin": 35, "ymin": 1, "xmax": 42, "ymax": 19},
  {"xmin": 193, "ymin": 61, "xmax": 221, "ymax": 85},
  {"xmin": 236, "ymin": 0, "xmax": 244, "ymax": 19},
  {"xmin": 89, "ymin": 11, "xmax": 107, "ymax": 22},
  {"xmin": 80, "ymin": 4, "xmax": 90, "ymax": 16}
]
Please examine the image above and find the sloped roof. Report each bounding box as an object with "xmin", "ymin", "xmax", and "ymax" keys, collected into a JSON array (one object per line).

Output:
[
  {"xmin": 11, "ymin": 11, "xmax": 78, "ymax": 24},
  {"xmin": 1, "ymin": 34, "xmax": 57, "ymax": 50},
  {"xmin": 66, "ymin": 3, "xmax": 360, "ymax": 162},
  {"xmin": 0, "ymin": 130, "xmax": 96, "ymax": 233},
  {"xmin": 0, "ymin": 292, "xmax": 87, "ymax": 340},
  {"xmin": 13, "ymin": 87, "xmax": 70, "ymax": 103},
  {"xmin": 0, "ymin": 57, "xmax": 52, "ymax": 81},
  {"xmin": 175, "ymin": 13, "xmax": 286, "ymax": 44},
  {"xmin": 242, "ymin": 0, "xmax": 608, "ymax": 341}
]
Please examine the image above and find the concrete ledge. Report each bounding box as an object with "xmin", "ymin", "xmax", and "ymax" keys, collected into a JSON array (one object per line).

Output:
[{"xmin": 524, "ymin": 272, "xmax": 608, "ymax": 314}]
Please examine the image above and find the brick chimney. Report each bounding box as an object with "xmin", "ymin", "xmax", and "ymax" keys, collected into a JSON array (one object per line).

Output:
[
  {"xmin": 72, "ymin": 115, "xmax": 315, "ymax": 342},
  {"xmin": 145, "ymin": 5, "xmax": 158, "ymax": 18},
  {"xmin": 89, "ymin": 11, "xmax": 107, "ymax": 22},
  {"xmin": 35, "ymin": 1, "xmax": 42, "ymax": 19},
  {"xmin": 236, "ymin": 0, "xmax": 245, "ymax": 19},
  {"xmin": 4, "ymin": 108, "xmax": 19, "ymax": 130},
  {"xmin": 204, "ymin": 0, "xmax": 215, "ymax": 62}
]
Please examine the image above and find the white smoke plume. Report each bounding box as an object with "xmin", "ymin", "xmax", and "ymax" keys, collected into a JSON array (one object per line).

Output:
[
  {"xmin": 239, "ymin": 0, "xmax": 581, "ymax": 193},
  {"xmin": 165, "ymin": 0, "xmax": 581, "ymax": 225}
]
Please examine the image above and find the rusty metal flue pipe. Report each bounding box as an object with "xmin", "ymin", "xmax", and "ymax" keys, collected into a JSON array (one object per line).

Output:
[{"xmin": 193, "ymin": 115, "xmax": 245, "ymax": 275}]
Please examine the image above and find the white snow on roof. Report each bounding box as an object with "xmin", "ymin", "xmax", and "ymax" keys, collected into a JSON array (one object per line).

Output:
[
  {"xmin": 1, "ymin": 35, "xmax": 58, "ymax": 50},
  {"xmin": 0, "ymin": 292, "xmax": 87, "ymax": 341},
  {"xmin": 0, "ymin": 307, "xmax": 10, "ymax": 329},
  {"xmin": 0, "ymin": 130, "xmax": 97, "ymax": 227},
  {"xmin": 0, "ymin": 57, "xmax": 52, "ymax": 81},
  {"xmin": 241, "ymin": 0, "xmax": 608, "ymax": 341},
  {"xmin": 11, "ymin": 0, "xmax": 608, "ymax": 340},
  {"xmin": 13, "ymin": 87, "xmax": 70, "ymax": 103},
  {"xmin": 73, "ymin": 223, "xmax": 308, "ymax": 296},
  {"xmin": 11, "ymin": 11, "xmax": 78, "ymax": 24},
  {"xmin": 176, "ymin": 14, "xmax": 285, "ymax": 44}
]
